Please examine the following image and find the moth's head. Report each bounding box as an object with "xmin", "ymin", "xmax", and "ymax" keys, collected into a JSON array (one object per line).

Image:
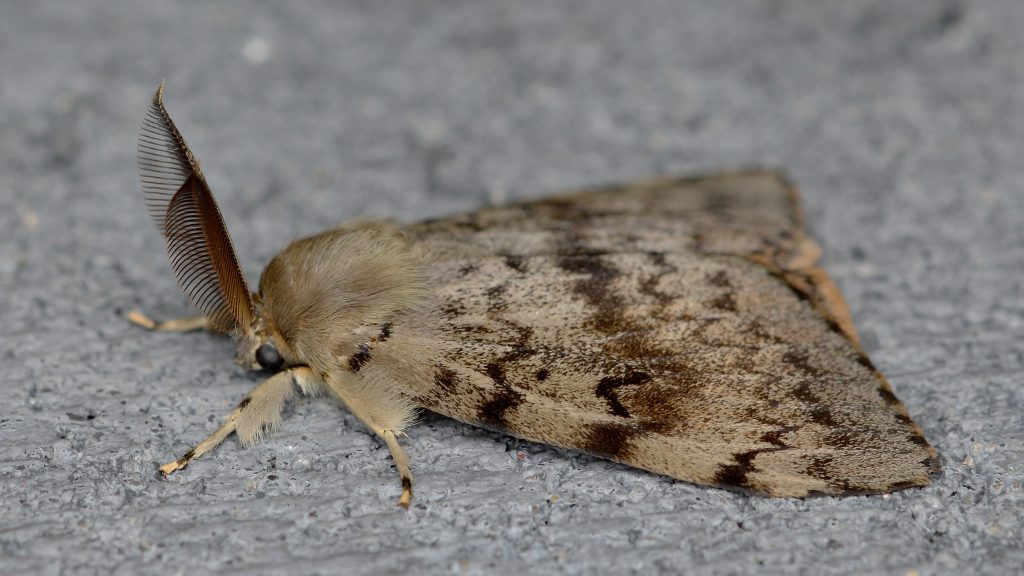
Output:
[{"xmin": 231, "ymin": 303, "xmax": 295, "ymax": 372}]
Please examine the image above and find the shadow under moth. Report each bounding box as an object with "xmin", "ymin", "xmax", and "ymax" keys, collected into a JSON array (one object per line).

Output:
[{"xmin": 133, "ymin": 82, "xmax": 939, "ymax": 507}]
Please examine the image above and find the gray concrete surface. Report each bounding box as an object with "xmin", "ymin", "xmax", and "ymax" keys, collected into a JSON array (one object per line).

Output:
[{"xmin": 1, "ymin": 1, "xmax": 1022, "ymax": 574}]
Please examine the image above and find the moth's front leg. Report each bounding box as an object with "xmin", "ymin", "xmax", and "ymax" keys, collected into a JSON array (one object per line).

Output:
[
  {"xmin": 159, "ymin": 366, "xmax": 324, "ymax": 476},
  {"xmin": 127, "ymin": 310, "xmax": 210, "ymax": 332}
]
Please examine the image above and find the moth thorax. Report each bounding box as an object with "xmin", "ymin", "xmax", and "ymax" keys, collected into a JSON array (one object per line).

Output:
[{"xmin": 256, "ymin": 220, "xmax": 429, "ymax": 369}]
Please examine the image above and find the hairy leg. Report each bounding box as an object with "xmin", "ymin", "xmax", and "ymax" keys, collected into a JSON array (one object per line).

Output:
[
  {"xmin": 325, "ymin": 374, "xmax": 417, "ymax": 508},
  {"xmin": 128, "ymin": 310, "xmax": 210, "ymax": 332},
  {"xmin": 159, "ymin": 367, "xmax": 323, "ymax": 475}
]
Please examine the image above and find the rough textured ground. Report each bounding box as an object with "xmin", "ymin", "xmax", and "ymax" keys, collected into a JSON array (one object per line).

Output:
[{"xmin": 2, "ymin": 1, "xmax": 1022, "ymax": 574}]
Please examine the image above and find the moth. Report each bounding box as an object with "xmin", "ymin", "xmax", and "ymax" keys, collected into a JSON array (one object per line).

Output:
[{"xmin": 132, "ymin": 82, "xmax": 939, "ymax": 507}]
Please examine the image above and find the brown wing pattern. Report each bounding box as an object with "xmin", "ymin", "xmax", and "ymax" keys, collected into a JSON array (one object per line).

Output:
[
  {"xmin": 405, "ymin": 172, "xmax": 938, "ymax": 496},
  {"xmin": 137, "ymin": 82, "xmax": 253, "ymax": 332}
]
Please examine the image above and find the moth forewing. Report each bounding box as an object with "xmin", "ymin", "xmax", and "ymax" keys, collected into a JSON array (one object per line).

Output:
[{"xmin": 133, "ymin": 83, "xmax": 938, "ymax": 508}]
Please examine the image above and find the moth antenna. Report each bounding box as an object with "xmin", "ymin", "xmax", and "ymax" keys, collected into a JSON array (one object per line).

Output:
[{"xmin": 137, "ymin": 81, "xmax": 254, "ymax": 332}]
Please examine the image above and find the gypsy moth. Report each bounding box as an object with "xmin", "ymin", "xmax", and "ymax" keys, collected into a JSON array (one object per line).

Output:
[{"xmin": 133, "ymin": 83, "xmax": 939, "ymax": 507}]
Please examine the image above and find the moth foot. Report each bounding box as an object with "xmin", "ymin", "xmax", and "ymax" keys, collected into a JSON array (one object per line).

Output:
[
  {"xmin": 398, "ymin": 477, "xmax": 412, "ymax": 509},
  {"xmin": 158, "ymin": 459, "xmax": 184, "ymax": 477},
  {"xmin": 127, "ymin": 310, "xmax": 159, "ymax": 330},
  {"xmin": 377, "ymin": 429, "xmax": 414, "ymax": 509}
]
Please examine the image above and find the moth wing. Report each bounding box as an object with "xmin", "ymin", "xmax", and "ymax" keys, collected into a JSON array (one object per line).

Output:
[
  {"xmin": 410, "ymin": 172, "xmax": 856, "ymax": 336},
  {"xmin": 404, "ymin": 172, "xmax": 938, "ymax": 496}
]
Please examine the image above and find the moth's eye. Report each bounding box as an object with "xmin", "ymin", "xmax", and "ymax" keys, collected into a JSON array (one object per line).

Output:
[{"xmin": 255, "ymin": 342, "xmax": 283, "ymax": 370}]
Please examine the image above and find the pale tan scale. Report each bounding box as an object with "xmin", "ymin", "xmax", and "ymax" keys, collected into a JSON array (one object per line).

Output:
[{"xmin": 134, "ymin": 83, "xmax": 938, "ymax": 507}]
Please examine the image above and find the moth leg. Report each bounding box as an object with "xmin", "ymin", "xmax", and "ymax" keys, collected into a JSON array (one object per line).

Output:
[
  {"xmin": 325, "ymin": 377, "xmax": 416, "ymax": 508},
  {"xmin": 127, "ymin": 310, "xmax": 209, "ymax": 332},
  {"xmin": 381, "ymin": 429, "xmax": 413, "ymax": 509},
  {"xmin": 159, "ymin": 367, "xmax": 323, "ymax": 476}
]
